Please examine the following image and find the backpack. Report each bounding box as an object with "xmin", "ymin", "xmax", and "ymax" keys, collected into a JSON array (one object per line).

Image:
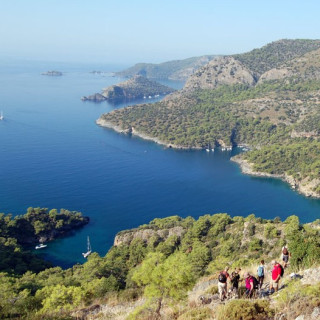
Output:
[
  {"xmin": 251, "ymin": 276, "xmax": 259, "ymax": 289},
  {"xmin": 257, "ymin": 266, "xmax": 264, "ymax": 277},
  {"xmin": 282, "ymin": 247, "xmax": 288, "ymax": 255},
  {"xmin": 218, "ymin": 272, "xmax": 227, "ymax": 283},
  {"xmin": 279, "ymin": 264, "xmax": 284, "ymax": 277}
]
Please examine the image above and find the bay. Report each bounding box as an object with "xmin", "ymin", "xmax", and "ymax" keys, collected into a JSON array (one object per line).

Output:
[{"xmin": 1, "ymin": 59, "xmax": 320, "ymax": 268}]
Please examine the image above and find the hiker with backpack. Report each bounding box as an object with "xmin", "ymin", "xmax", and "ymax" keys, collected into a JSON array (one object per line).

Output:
[
  {"xmin": 257, "ymin": 260, "xmax": 265, "ymax": 289},
  {"xmin": 281, "ymin": 246, "xmax": 290, "ymax": 268},
  {"xmin": 244, "ymin": 272, "xmax": 258, "ymax": 298},
  {"xmin": 270, "ymin": 260, "xmax": 284, "ymax": 294},
  {"xmin": 230, "ymin": 268, "xmax": 241, "ymax": 296},
  {"xmin": 218, "ymin": 266, "xmax": 230, "ymax": 301}
]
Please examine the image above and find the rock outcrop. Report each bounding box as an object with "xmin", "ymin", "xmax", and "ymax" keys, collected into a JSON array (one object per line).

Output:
[
  {"xmin": 114, "ymin": 226, "xmax": 185, "ymax": 246},
  {"xmin": 183, "ymin": 56, "xmax": 256, "ymax": 91}
]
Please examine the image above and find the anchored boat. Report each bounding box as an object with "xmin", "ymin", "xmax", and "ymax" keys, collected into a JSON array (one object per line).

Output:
[
  {"xmin": 35, "ymin": 243, "xmax": 47, "ymax": 249},
  {"xmin": 82, "ymin": 236, "xmax": 92, "ymax": 258}
]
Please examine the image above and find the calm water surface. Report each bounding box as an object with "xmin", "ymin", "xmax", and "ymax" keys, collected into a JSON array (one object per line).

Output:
[{"xmin": 1, "ymin": 59, "xmax": 320, "ymax": 267}]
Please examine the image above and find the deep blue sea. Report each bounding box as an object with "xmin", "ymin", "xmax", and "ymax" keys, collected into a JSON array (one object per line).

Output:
[{"xmin": 1, "ymin": 59, "xmax": 320, "ymax": 268}]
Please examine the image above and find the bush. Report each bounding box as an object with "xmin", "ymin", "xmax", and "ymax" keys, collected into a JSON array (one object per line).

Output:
[
  {"xmin": 264, "ymin": 223, "xmax": 279, "ymax": 239},
  {"xmin": 178, "ymin": 307, "xmax": 213, "ymax": 320},
  {"xmin": 276, "ymin": 281, "xmax": 320, "ymax": 319},
  {"xmin": 216, "ymin": 299, "xmax": 274, "ymax": 320}
]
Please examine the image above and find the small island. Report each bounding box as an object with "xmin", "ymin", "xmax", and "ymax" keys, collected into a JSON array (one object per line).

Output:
[
  {"xmin": 41, "ymin": 70, "xmax": 63, "ymax": 76},
  {"xmin": 81, "ymin": 75, "xmax": 176, "ymax": 102}
]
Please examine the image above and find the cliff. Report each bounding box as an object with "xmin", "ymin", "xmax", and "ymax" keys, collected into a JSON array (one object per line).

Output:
[{"xmin": 81, "ymin": 75, "xmax": 175, "ymax": 102}]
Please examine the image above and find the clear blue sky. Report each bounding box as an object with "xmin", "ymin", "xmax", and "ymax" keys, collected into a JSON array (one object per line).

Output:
[{"xmin": 1, "ymin": 0, "xmax": 320, "ymax": 64}]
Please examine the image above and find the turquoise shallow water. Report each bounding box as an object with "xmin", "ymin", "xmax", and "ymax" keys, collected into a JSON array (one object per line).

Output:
[{"xmin": 1, "ymin": 59, "xmax": 320, "ymax": 268}]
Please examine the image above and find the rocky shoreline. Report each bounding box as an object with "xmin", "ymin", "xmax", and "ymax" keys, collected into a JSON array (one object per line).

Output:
[
  {"xmin": 96, "ymin": 117, "xmax": 193, "ymax": 150},
  {"xmin": 231, "ymin": 155, "xmax": 320, "ymax": 199},
  {"xmin": 97, "ymin": 118, "xmax": 320, "ymax": 199}
]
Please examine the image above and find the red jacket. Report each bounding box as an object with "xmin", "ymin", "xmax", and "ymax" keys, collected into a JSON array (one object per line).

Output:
[{"xmin": 272, "ymin": 264, "xmax": 282, "ymax": 281}]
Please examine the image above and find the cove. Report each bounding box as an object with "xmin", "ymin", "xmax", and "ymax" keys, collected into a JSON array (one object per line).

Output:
[{"xmin": 0, "ymin": 60, "xmax": 319, "ymax": 268}]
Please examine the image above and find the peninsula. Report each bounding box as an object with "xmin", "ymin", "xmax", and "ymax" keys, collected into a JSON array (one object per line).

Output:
[
  {"xmin": 81, "ymin": 75, "xmax": 175, "ymax": 102},
  {"xmin": 97, "ymin": 39, "xmax": 320, "ymax": 198}
]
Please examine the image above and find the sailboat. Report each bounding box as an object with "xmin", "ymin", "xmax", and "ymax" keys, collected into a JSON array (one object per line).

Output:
[
  {"xmin": 0, "ymin": 111, "xmax": 3, "ymax": 120},
  {"xmin": 82, "ymin": 236, "xmax": 92, "ymax": 258}
]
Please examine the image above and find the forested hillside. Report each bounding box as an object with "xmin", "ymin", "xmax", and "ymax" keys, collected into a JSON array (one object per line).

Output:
[
  {"xmin": 1, "ymin": 212, "xmax": 320, "ymax": 319},
  {"xmin": 233, "ymin": 39, "xmax": 320, "ymax": 78},
  {"xmin": 0, "ymin": 207, "xmax": 89, "ymax": 274},
  {"xmin": 114, "ymin": 55, "xmax": 217, "ymax": 80},
  {"xmin": 98, "ymin": 39, "xmax": 320, "ymax": 197}
]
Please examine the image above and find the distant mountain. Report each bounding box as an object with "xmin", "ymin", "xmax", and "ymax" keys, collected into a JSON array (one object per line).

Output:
[
  {"xmin": 81, "ymin": 75, "xmax": 175, "ymax": 102},
  {"xmin": 114, "ymin": 55, "xmax": 217, "ymax": 80}
]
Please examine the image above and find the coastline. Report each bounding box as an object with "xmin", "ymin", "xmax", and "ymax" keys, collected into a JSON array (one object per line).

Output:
[
  {"xmin": 96, "ymin": 117, "xmax": 320, "ymax": 199},
  {"xmin": 231, "ymin": 155, "xmax": 320, "ymax": 199},
  {"xmin": 96, "ymin": 117, "xmax": 196, "ymax": 150}
]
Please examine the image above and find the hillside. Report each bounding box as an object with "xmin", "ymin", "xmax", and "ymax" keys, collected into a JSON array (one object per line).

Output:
[
  {"xmin": 114, "ymin": 55, "xmax": 217, "ymax": 80},
  {"xmin": 259, "ymin": 48, "xmax": 320, "ymax": 83},
  {"xmin": 2, "ymin": 212, "xmax": 320, "ymax": 319},
  {"xmin": 81, "ymin": 75, "xmax": 175, "ymax": 102},
  {"xmin": 233, "ymin": 38, "xmax": 320, "ymax": 78},
  {"xmin": 98, "ymin": 39, "xmax": 320, "ymax": 197}
]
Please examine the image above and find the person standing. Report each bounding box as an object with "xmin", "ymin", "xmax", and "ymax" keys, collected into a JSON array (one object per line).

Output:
[
  {"xmin": 270, "ymin": 260, "xmax": 282, "ymax": 293},
  {"xmin": 218, "ymin": 266, "xmax": 230, "ymax": 301},
  {"xmin": 281, "ymin": 246, "xmax": 290, "ymax": 268},
  {"xmin": 244, "ymin": 272, "xmax": 255, "ymax": 298},
  {"xmin": 257, "ymin": 260, "xmax": 265, "ymax": 289},
  {"xmin": 230, "ymin": 268, "xmax": 241, "ymax": 297}
]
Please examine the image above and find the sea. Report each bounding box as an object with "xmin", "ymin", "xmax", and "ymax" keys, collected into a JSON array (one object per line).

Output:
[{"xmin": 1, "ymin": 59, "xmax": 320, "ymax": 268}]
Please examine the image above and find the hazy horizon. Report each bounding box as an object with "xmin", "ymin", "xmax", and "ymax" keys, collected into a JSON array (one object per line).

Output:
[{"xmin": 2, "ymin": 0, "xmax": 320, "ymax": 65}]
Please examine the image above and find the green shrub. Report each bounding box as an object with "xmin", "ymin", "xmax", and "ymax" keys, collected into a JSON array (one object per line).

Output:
[
  {"xmin": 216, "ymin": 299, "xmax": 274, "ymax": 320},
  {"xmin": 276, "ymin": 281, "xmax": 320, "ymax": 319},
  {"xmin": 178, "ymin": 307, "xmax": 213, "ymax": 320},
  {"xmin": 264, "ymin": 223, "xmax": 279, "ymax": 239}
]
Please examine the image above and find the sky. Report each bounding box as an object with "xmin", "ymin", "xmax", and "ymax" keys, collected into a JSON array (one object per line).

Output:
[{"xmin": 1, "ymin": 0, "xmax": 320, "ymax": 64}]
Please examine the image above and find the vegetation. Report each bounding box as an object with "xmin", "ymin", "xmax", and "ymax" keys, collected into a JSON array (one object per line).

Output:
[
  {"xmin": 114, "ymin": 55, "xmax": 217, "ymax": 80},
  {"xmin": 244, "ymin": 140, "xmax": 320, "ymax": 181},
  {"xmin": 216, "ymin": 299, "xmax": 274, "ymax": 320},
  {"xmin": 1, "ymin": 211, "xmax": 320, "ymax": 319},
  {"xmin": 233, "ymin": 39, "xmax": 320, "ymax": 77},
  {"xmin": 0, "ymin": 207, "xmax": 89, "ymax": 274}
]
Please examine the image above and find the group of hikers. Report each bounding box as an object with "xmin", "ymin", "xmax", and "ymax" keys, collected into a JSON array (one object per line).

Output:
[{"xmin": 217, "ymin": 246, "xmax": 290, "ymax": 301}]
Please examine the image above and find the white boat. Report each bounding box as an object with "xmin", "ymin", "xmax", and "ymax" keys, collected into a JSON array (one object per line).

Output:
[
  {"xmin": 82, "ymin": 236, "xmax": 92, "ymax": 258},
  {"xmin": 0, "ymin": 111, "xmax": 3, "ymax": 120},
  {"xmin": 35, "ymin": 243, "xmax": 47, "ymax": 249}
]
